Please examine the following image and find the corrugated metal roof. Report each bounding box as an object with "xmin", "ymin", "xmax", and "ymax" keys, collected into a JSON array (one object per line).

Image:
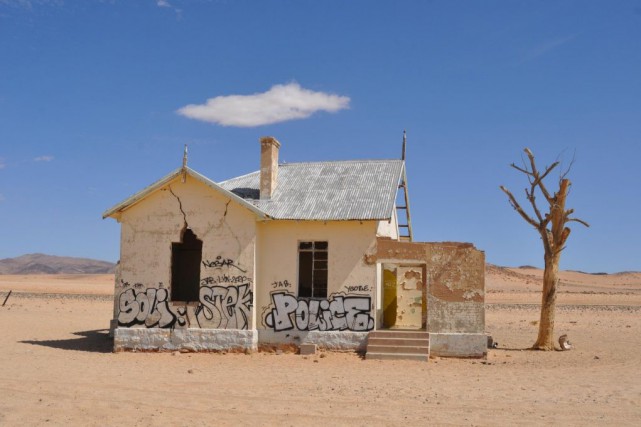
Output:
[{"xmin": 219, "ymin": 160, "xmax": 404, "ymax": 220}]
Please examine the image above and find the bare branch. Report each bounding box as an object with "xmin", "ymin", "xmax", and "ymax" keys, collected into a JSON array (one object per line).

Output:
[
  {"xmin": 534, "ymin": 161, "xmax": 560, "ymax": 186},
  {"xmin": 564, "ymin": 208, "xmax": 590, "ymax": 227},
  {"xmin": 500, "ymin": 185, "xmax": 540, "ymax": 229},
  {"xmin": 524, "ymin": 148, "xmax": 558, "ymax": 203},
  {"xmin": 526, "ymin": 188, "xmax": 545, "ymax": 223},
  {"xmin": 534, "ymin": 161, "xmax": 559, "ymax": 203},
  {"xmin": 567, "ymin": 217, "xmax": 590, "ymax": 227},
  {"xmin": 559, "ymin": 149, "xmax": 577, "ymax": 181},
  {"xmin": 510, "ymin": 163, "xmax": 535, "ymax": 176}
]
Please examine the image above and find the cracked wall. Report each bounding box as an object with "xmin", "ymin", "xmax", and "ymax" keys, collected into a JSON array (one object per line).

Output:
[{"xmin": 113, "ymin": 174, "xmax": 257, "ymax": 341}]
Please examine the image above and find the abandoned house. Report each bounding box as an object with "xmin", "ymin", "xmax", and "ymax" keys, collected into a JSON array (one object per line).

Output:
[{"xmin": 103, "ymin": 136, "xmax": 486, "ymax": 359}]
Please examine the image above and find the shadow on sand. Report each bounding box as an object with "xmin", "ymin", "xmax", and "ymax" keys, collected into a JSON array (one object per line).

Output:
[{"xmin": 21, "ymin": 329, "xmax": 113, "ymax": 353}]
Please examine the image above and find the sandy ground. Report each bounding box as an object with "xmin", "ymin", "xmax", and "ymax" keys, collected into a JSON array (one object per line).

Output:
[{"xmin": 0, "ymin": 271, "xmax": 640, "ymax": 426}]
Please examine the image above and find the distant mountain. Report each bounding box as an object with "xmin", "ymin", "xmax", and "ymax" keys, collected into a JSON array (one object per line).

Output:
[{"xmin": 0, "ymin": 253, "xmax": 116, "ymax": 274}]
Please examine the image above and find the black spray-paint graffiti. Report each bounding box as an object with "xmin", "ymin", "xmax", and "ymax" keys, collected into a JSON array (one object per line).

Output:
[
  {"xmin": 271, "ymin": 280, "xmax": 291, "ymax": 289},
  {"xmin": 202, "ymin": 256, "xmax": 247, "ymax": 273},
  {"xmin": 345, "ymin": 285, "xmax": 370, "ymax": 293},
  {"xmin": 200, "ymin": 275, "xmax": 252, "ymax": 285},
  {"xmin": 117, "ymin": 284, "xmax": 253, "ymax": 330},
  {"xmin": 264, "ymin": 292, "xmax": 374, "ymax": 332}
]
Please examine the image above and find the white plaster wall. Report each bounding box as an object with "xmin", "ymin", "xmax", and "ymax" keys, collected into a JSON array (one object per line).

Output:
[
  {"xmin": 114, "ymin": 175, "xmax": 258, "ymax": 332},
  {"xmin": 256, "ymin": 220, "xmax": 379, "ymax": 340},
  {"xmin": 376, "ymin": 207, "xmax": 399, "ymax": 239}
]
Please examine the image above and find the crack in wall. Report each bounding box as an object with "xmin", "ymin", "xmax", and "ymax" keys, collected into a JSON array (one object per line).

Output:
[
  {"xmin": 168, "ymin": 185, "xmax": 188, "ymax": 228},
  {"xmin": 223, "ymin": 199, "xmax": 231, "ymax": 218}
]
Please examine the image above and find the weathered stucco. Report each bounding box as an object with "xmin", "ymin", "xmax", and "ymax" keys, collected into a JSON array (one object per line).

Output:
[
  {"xmin": 376, "ymin": 207, "xmax": 399, "ymax": 240},
  {"xmin": 113, "ymin": 174, "xmax": 258, "ymax": 346},
  {"xmin": 259, "ymin": 330, "xmax": 368, "ymax": 351},
  {"xmin": 110, "ymin": 174, "xmax": 386, "ymax": 351},
  {"xmin": 424, "ymin": 242, "xmax": 485, "ymax": 335},
  {"xmin": 107, "ymin": 163, "xmax": 485, "ymax": 357},
  {"xmin": 257, "ymin": 220, "xmax": 379, "ymax": 341},
  {"xmin": 375, "ymin": 238, "xmax": 486, "ymax": 357},
  {"xmin": 114, "ymin": 328, "xmax": 257, "ymax": 352}
]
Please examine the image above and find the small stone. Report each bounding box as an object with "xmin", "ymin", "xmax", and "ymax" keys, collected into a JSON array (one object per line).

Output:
[
  {"xmin": 313, "ymin": 359, "xmax": 319, "ymax": 363},
  {"xmin": 594, "ymin": 356, "xmax": 600, "ymax": 360},
  {"xmin": 319, "ymin": 353, "xmax": 327, "ymax": 359},
  {"xmin": 187, "ymin": 369, "xmax": 194, "ymax": 374}
]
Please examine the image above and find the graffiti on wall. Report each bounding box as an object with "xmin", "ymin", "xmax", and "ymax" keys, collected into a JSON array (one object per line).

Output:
[
  {"xmin": 117, "ymin": 283, "xmax": 253, "ymax": 329},
  {"xmin": 117, "ymin": 287, "xmax": 187, "ymax": 329},
  {"xmin": 117, "ymin": 255, "xmax": 253, "ymax": 330},
  {"xmin": 271, "ymin": 280, "xmax": 291, "ymax": 289},
  {"xmin": 202, "ymin": 256, "xmax": 247, "ymax": 273},
  {"xmin": 195, "ymin": 284, "xmax": 252, "ymax": 329},
  {"xmin": 263, "ymin": 292, "xmax": 374, "ymax": 332}
]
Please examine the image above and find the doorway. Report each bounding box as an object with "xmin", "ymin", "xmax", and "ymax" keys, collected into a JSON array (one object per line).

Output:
[{"xmin": 382, "ymin": 263, "xmax": 426, "ymax": 329}]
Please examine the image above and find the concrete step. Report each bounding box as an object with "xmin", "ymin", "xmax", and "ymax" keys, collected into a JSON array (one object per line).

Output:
[
  {"xmin": 365, "ymin": 330, "xmax": 430, "ymax": 362},
  {"xmin": 367, "ymin": 337, "xmax": 430, "ymax": 347},
  {"xmin": 366, "ymin": 352, "xmax": 429, "ymax": 361},
  {"xmin": 367, "ymin": 344, "xmax": 429, "ymax": 354},
  {"xmin": 368, "ymin": 331, "xmax": 429, "ymax": 339}
]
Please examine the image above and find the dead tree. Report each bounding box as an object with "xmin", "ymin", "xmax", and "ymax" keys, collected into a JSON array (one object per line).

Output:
[{"xmin": 500, "ymin": 148, "xmax": 589, "ymax": 350}]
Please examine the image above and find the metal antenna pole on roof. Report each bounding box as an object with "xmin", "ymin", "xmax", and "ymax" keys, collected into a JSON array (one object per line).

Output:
[
  {"xmin": 402, "ymin": 129, "xmax": 407, "ymax": 161},
  {"xmin": 182, "ymin": 144, "xmax": 188, "ymax": 183}
]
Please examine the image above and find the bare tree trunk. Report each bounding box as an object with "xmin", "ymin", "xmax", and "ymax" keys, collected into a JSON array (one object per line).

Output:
[
  {"xmin": 533, "ymin": 252, "xmax": 560, "ymax": 350},
  {"xmin": 533, "ymin": 179, "xmax": 568, "ymax": 350},
  {"xmin": 501, "ymin": 150, "xmax": 589, "ymax": 352}
]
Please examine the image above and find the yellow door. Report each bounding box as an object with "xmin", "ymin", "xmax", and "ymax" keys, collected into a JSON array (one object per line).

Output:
[{"xmin": 382, "ymin": 264, "xmax": 425, "ymax": 329}]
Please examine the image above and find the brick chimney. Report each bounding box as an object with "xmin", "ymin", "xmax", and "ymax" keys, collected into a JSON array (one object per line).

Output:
[{"xmin": 259, "ymin": 136, "xmax": 280, "ymax": 199}]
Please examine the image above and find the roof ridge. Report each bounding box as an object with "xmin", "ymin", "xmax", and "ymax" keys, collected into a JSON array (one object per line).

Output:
[{"xmin": 279, "ymin": 159, "xmax": 402, "ymax": 166}]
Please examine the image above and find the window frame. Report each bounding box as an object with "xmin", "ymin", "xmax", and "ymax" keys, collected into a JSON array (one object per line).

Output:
[{"xmin": 297, "ymin": 240, "xmax": 328, "ymax": 299}]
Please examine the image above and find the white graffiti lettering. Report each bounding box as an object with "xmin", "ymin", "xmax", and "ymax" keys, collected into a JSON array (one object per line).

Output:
[
  {"xmin": 195, "ymin": 284, "xmax": 253, "ymax": 329},
  {"xmin": 264, "ymin": 292, "xmax": 374, "ymax": 332},
  {"xmin": 117, "ymin": 284, "xmax": 253, "ymax": 330},
  {"xmin": 117, "ymin": 287, "xmax": 184, "ymax": 328}
]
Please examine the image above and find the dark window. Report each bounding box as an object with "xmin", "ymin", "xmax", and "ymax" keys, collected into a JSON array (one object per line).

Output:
[
  {"xmin": 171, "ymin": 228, "xmax": 202, "ymax": 302},
  {"xmin": 298, "ymin": 241, "xmax": 328, "ymax": 298}
]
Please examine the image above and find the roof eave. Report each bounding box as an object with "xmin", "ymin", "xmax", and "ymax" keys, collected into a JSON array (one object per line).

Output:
[{"xmin": 102, "ymin": 167, "xmax": 269, "ymax": 220}]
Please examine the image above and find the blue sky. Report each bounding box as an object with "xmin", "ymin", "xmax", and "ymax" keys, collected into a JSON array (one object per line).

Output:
[{"xmin": 1, "ymin": 0, "xmax": 639, "ymax": 273}]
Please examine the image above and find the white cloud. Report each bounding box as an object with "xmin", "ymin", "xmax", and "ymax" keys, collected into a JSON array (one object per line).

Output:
[
  {"xmin": 154, "ymin": 0, "xmax": 182, "ymax": 19},
  {"xmin": 177, "ymin": 82, "xmax": 351, "ymax": 127},
  {"xmin": 0, "ymin": 0, "xmax": 62, "ymax": 8},
  {"xmin": 34, "ymin": 155, "xmax": 54, "ymax": 162}
]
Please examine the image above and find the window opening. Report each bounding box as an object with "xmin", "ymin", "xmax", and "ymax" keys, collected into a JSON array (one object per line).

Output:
[
  {"xmin": 171, "ymin": 228, "xmax": 202, "ymax": 302},
  {"xmin": 298, "ymin": 241, "xmax": 328, "ymax": 298}
]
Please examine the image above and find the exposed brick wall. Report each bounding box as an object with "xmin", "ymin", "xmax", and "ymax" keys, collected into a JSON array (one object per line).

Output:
[{"xmin": 375, "ymin": 239, "xmax": 485, "ymax": 335}]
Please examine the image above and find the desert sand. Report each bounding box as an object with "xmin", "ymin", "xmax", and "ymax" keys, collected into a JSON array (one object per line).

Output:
[{"xmin": 1, "ymin": 268, "xmax": 640, "ymax": 426}]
